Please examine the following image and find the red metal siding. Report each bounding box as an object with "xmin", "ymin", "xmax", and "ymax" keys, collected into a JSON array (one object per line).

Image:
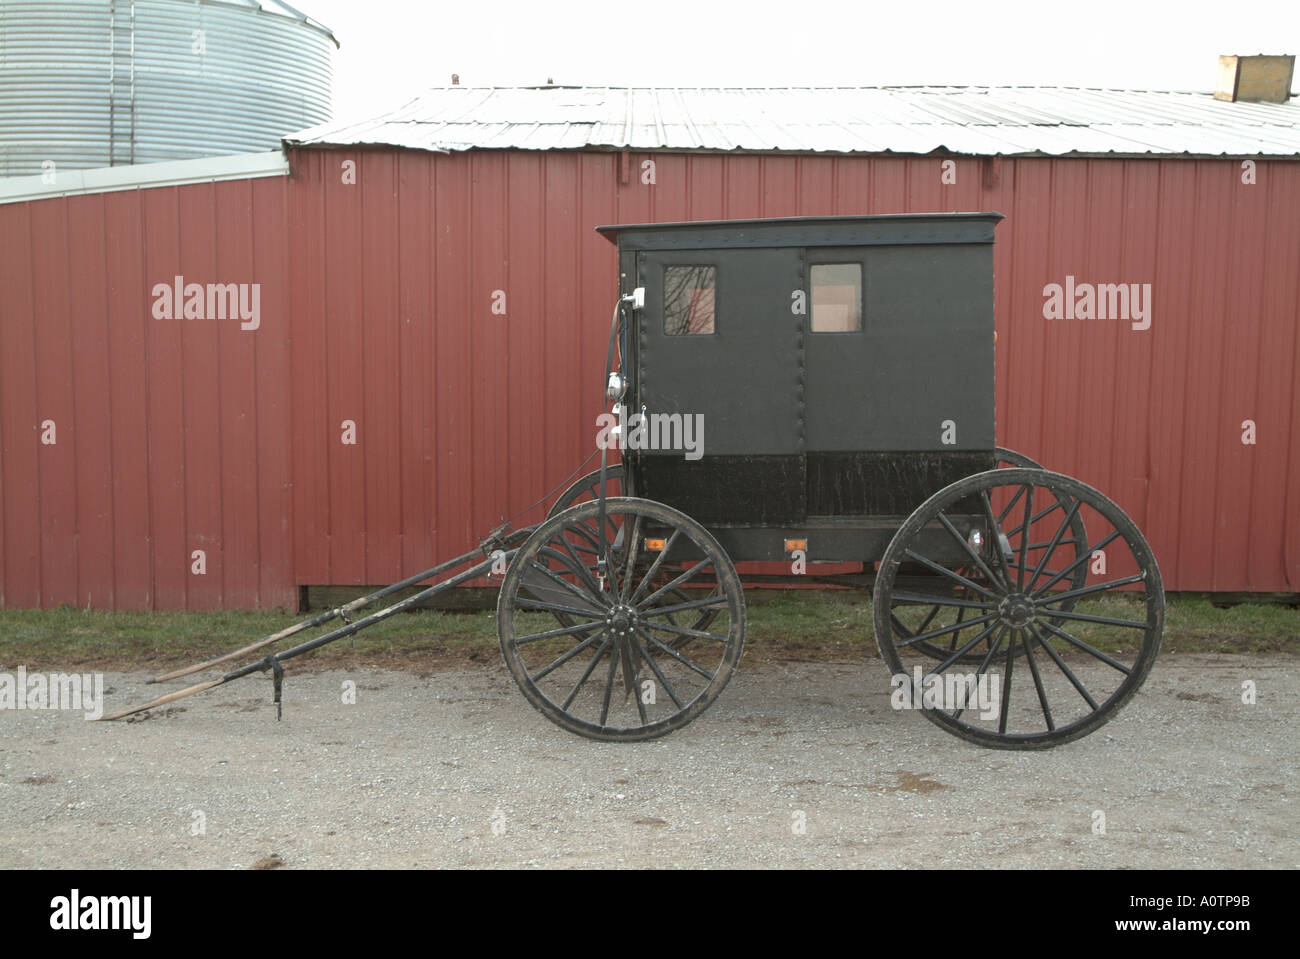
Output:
[
  {"xmin": 0, "ymin": 180, "xmax": 296, "ymax": 609},
  {"xmin": 1, "ymin": 149, "xmax": 1297, "ymax": 608}
]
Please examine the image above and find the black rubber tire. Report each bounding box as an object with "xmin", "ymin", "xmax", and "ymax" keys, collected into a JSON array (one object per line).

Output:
[
  {"xmin": 499, "ymin": 497, "xmax": 745, "ymax": 742},
  {"xmin": 874, "ymin": 468, "xmax": 1163, "ymax": 749}
]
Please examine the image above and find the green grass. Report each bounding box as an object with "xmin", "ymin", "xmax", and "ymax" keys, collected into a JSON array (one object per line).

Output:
[
  {"xmin": 0, "ymin": 606, "xmax": 500, "ymax": 671},
  {"xmin": 0, "ymin": 591, "xmax": 1294, "ymax": 672}
]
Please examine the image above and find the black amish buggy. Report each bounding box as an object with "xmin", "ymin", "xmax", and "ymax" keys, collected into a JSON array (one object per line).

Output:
[{"xmin": 107, "ymin": 213, "xmax": 1164, "ymax": 750}]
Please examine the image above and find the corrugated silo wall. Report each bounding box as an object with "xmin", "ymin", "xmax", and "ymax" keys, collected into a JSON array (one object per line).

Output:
[{"xmin": 0, "ymin": 148, "xmax": 1297, "ymax": 609}]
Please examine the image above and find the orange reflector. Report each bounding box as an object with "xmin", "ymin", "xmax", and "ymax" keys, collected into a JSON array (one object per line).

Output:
[
  {"xmin": 645, "ymin": 538, "xmax": 666, "ymax": 551},
  {"xmin": 784, "ymin": 539, "xmax": 807, "ymax": 552}
]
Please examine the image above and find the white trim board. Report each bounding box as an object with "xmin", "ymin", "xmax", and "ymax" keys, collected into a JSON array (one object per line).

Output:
[{"xmin": 0, "ymin": 152, "xmax": 291, "ymax": 205}]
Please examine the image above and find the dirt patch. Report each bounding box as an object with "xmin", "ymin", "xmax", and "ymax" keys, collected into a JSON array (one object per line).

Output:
[
  {"xmin": 123, "ymin": 705, "xmax": 188, "ymax": 723},
  {"xmin": 885, "ymin": 771, "xmax": 952, "ymax": 794}
]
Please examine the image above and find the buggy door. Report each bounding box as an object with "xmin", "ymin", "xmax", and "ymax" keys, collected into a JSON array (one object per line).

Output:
[{"xmin": 631, "ymin": 248, "xmax": 805, "ymax": 526}]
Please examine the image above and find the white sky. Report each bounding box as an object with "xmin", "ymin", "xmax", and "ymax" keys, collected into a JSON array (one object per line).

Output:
[{"xmin": 299, "ymin": 0, "xmax": 1300, "ymax": 123}]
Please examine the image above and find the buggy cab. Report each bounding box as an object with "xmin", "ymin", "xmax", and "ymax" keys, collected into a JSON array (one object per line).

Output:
[{"xmin": 598, "ymin": 213, "xmax": 1002, "ymax": 563}]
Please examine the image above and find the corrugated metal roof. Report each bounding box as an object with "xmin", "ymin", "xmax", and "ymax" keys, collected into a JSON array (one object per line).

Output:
[{"xmin": 283, "ymin": 85, "xmax": 1300, "ymax": 157}]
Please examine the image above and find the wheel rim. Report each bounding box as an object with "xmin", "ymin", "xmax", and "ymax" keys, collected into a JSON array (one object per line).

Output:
[
  {"xmin": 546, "ymin": 465, "xmax": 625, "ymax": 519},
  {"xmin": 874, "ymin": 468, "xmax": 1163, "ymax": 749},
  {"xmin": 902, "ymin": 449, "xmax": 1089, "ymax": 664},
  {"xmin": 499, "ymin": 497, "xmax": 745, "ymax": 741}
]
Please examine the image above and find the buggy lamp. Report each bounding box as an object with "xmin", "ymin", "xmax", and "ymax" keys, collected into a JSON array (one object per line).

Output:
[{"xmin": 606, "ymin": 372, "xmax": 626, "ymax": 401}]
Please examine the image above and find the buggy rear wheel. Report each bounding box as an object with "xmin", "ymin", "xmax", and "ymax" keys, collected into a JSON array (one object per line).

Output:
[
  {"xmin": 874, "ymin": 468, "xmax": 1163, "ymax": 749},
  {"xmin": 547, "ymin": 465, "xmax": 625, "ymax": 518},
  {"xmin": 902, "ymin": 448, "xmax": 1089, "ymax": 664},
  {"xmin": 499, "ymin": 497, "xmax": 745, "ymax": 741}
]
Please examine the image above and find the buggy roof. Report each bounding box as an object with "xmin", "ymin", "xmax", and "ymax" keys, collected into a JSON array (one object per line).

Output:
[{"xmin": 596, "ymin": 212, "xmax": 1003, "ymax": 251}]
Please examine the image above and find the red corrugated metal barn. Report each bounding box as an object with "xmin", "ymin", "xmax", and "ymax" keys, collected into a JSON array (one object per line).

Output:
[{"xmin": 2, "ymin": 86, "xmax": 1298, "ymax": 610}]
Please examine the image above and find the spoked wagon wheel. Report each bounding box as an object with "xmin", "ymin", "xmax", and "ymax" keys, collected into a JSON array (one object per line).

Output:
[
  {"xmin": 901, "ymin": 448, "xmax": 1089, "ymax": 664},
  {"xmin": 543, "ymin": 465, "xmax": 718, "ymax": 639},
  {"xmin": 498, "ymin": 497, "xmax": 745, "ymax": 741},
  {"xmin": 874, "ymin": 468, "xmax": 1163, "ymax": 749},
  {"xmin": 547, "ymin": 465, "xmax": 625, "ymax": 518}
]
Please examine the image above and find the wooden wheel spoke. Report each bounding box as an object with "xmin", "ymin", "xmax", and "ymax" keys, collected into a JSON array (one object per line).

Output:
[
  {"xmin": 515, "ymin": 620, "xmax": 609, "ymax": 645},
  {"xmin": 1016, "ymin": 484, "xmax": 1034, "ymax": 590},
  {"xmin": 639, "ymin": 557, "xmax": 714, "ymax": 608},
  {"xmin": 531, "ymin": 630, "xmax": 608, "ymax": 682},
  {"xmin": 1028, "ymin": 622, "xmax": 1099, "ymax": 710},
  {"xmin": 978, "ymin": 491, "xmax": 1014, "ymax": 588},
  {"xmin": 639, "ymin": 593, "xmax": 729, "ymax": 618},
  {"xmin": 513, "ymin": 597, "xmax": 606, "ymax": 620},
  {"xmin": 1033, "ymin": 607, "xmax": 1148, "ymax": 633},
  {"xmin": 640, "ymin": 619, "xmax": 730, "ymax": 643},
  {"xmin": 560, "ymin": 634, "xmax": 615, "ymax": 710},
  {"xmin": 1035, "ymin": 618, "xmax": 1133, "ymax": 674},
  {"xmin": 952, "ymin": 626, "xmax": 1008, "ymax": 721},
  {"xmin": 1020, "ymin": 628, "xmax": 1055, "ymax": 732},
  {"xmin": 997, "ymin": 628, "xmax": 1015, "ymax": 734},
  {"xmin": 598, "ymin": 641, "xmax": 621, "ymax": 727},
  {"xmin": 929, "ymin": 620, "xmax": 1003, "ymax": 676},
  {"xmin": 527, "ymin": 553, "xmax": 605, "ymax": 610},
  {"xmin": 619, "ymin": 513, "xmax": 643, "ymax": 604},
  {"xmin": 633, "ymin": 633, "xmax": 686, "ymax": 710},
  {"xmin": 893, "ymin": 610, "xmax": 999, "ymax": 648},
  {"xmin": 997, "ymin": 481, "xmax": 1028, "ymax": 525},
  {"xmin": 554, "ymin": 531, "xmax": 609, "ymax": 600},
  {"xmin": 935, "ymin": 512, "xmax": 1006, "ymax": 594},
  {"xmin": 1037, "ymin": 572, "xmax": 1146, "ymax": 606},
  {"xmin": 1031, "ymin": 528, "xmax": 1123, "ymax": 596},
  {"xmin": 1027, "ymin": 496, "xmax": 1083, "ymax": 585},
  {"xmin": 901, "ymin": 547, "xmax": 1001, "ymax": 600},
  {"xmin": 638, "ymin": 626, "xmax": 715, "ymax": 681},
  {"xmin": 890, "ymin": 591, "xmax": 997, "ymax": 611},
  {"xmin": 630, "ymin": 529, "xmax": 681, "ymax": 605},
  {"xmin": 1001, "ymin": 497, "xmax": 1070, "ymax": 542},
  {"xmin": 915, "ymin": 602, "xmax": 943, "ymax": 635}
]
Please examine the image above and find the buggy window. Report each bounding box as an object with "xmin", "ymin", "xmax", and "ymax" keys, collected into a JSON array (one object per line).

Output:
[
  {"xmin": 664, "ymin": 265, "xmax": 716, "ymax": 335},
  {"xmin": 811, "ymin": 263, "xmax": 862, "ymax": 332}
]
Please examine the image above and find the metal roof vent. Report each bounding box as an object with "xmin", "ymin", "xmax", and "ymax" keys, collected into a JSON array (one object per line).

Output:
[{"xmin": 1214, "ymin": 55, "xmax": 1295, "ymax": 103}]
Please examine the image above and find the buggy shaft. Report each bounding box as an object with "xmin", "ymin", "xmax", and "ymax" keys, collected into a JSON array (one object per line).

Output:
[
  {"xmin": 99, "ymin": 546, "xmax": 520, "ymax": 721},
  {"xmin": 148, "ymin": 537, "xmax": 524, "ymax": 684},
  {"xmin": 224, "ymin": 551, "xmax": 513, "ymax": 681}
]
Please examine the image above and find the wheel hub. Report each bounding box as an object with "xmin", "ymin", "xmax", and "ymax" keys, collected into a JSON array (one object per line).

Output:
[
  {"xmin": 607, "ymin": 605, "xmax": 637, "ymax": 637},
  {"xmin": 999, "ymin": 594, "xmax": 1036, "ymax": 627}
]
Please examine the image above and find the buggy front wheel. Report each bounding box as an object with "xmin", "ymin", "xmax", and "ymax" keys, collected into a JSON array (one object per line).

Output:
[{"xmin": 498, "ymin": 497, "xmax": 745, "ymax": 741}]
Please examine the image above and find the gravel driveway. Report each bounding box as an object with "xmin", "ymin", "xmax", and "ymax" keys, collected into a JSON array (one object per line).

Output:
[{"xmin": 1, "ymin": 652, "xmax": 1294, "ymax": 869}]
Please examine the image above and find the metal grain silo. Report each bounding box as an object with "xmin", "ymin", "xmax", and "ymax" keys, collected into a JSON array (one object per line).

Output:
[{"xmin": 0, "ymin": 0, "xmax": 335, "ymax": 176}]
